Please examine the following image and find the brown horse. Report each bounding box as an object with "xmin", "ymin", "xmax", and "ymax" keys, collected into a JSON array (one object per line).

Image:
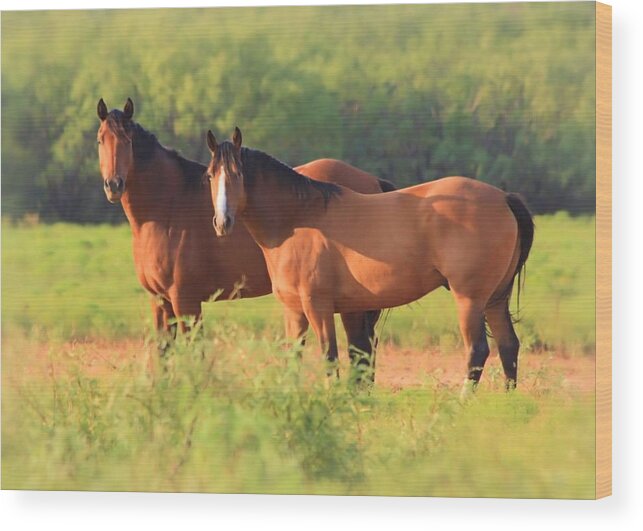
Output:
[
  {"xmin": 205, "ymin": 128, "xmax": 534, "ymax": 389},
  {"xmin": 96, "ymin": 99, "xmax": 391, "ymax": 361}
]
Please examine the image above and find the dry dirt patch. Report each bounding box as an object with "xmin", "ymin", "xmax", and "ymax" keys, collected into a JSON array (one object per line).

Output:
[{"xmin": 4, "ymin": 336, "xmax": 595, "ymax": 394}]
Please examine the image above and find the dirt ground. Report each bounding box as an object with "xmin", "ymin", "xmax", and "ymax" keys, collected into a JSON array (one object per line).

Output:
[
  {"xmin": 376, "ymin": 344, "xmax": 594, "ymax": 393},
  {"xmin": 5, "ymin": 337, "xmax": 595, "ymax": 395}
]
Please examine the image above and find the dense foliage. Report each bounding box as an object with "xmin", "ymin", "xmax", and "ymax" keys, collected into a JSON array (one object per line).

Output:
[{"xmin": 2, "ymin": 3, "xmax": 596, "ymax": 222}]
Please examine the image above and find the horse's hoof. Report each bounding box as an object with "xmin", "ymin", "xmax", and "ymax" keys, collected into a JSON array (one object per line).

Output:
[{"xmin": 459, "ymin": 379, "xmax": 477, "ymax": 402}]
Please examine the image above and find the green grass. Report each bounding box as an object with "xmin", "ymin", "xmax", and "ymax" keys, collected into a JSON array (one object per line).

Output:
[
  {"xmin": 1, "ymin": 215, "xmax": 596, "ymax": 497},
  {"xmin": 2, "ymin": 213, "xmax": 595, "ymax": 354},
  {"xmin": 1, "ymin": 330, "xmax": 595, "ymax": 498}
]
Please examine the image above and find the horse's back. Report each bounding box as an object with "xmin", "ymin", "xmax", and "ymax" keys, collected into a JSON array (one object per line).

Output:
[
  {"xmin": 333, "ymin": 176, "xmax": 510, "ymax": 228},
  {"xmin": 295, "ymin": 158, "xmax": 383, "ymax": 194},
  {"xmin": 368, "ymin": 176, "xmax": 513, "ymax": 235},
  {"xmin": 396, "ymin": 176, "xmax": 505, "ymax": 202},
  {"xmin": 430, "ymin": 176, "xmax": 508, "ymax": 218}
]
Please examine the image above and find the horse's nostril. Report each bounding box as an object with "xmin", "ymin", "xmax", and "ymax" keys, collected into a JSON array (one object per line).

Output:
[
  {"xmin": 104, "ymin": 178, "xmax": 124, "ymax": 194},
  {"xmin": 213, "ymin": 214, "xmax": 233, "ymax": 234}
]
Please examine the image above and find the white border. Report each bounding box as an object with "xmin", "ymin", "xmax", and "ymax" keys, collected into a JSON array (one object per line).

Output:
[{"xmin": 1, "ymin": 0, "xmax": 641, "ymax": 529}]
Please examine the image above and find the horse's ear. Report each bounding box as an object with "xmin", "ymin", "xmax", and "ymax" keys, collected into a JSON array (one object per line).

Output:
[
  {"xmin": 97, "ymin": 98, "xmax": 108, "ymax": 121},
  {"xmin": 232, "ymin": 127, "xmax": 242, "ymax": 151},
  {"xmin": 206, "ymin": 130, "xmax": 218, "ymax": 155},
  {"xmin": 123, "ymin": 98, "xmax": 134, "ymax": 120}
]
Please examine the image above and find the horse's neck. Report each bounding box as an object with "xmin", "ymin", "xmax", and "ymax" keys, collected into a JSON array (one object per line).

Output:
[
  {"xmin": 242, "ymin": 164, "xmax": 313, "ymax": 248},
  {"xmin": 120, "ymin": 148, "xmax": 202, "ymax": 237}
]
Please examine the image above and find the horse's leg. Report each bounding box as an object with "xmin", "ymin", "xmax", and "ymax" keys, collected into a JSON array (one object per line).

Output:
[
  {"xmin": 152, "ymin": 297, "xmax": 165, "ymax": 332},
  {"xmin": 485, "ymin": 300, "xmax": 520, "ymax": 390},
  {"xmin": 340, "ymin": 311, "xmax": 377, "ymax": 385},
  {"xmin": 162, "ymin": 299, "xmax": 178, "ymax": 339},
  {"xmin": 283, "ymin": 307, "xmax": 309, "ymax": 356},
  {"xmin": 151, "ymin": 296, "xmax": 175, "ymax": 334},
  {"xmin": 284, "ymin": 308, "xmax": 309, "ymax": 345},
  {"xmin": 454, "ymin": 295, "xmax": 490, "ymax": 395},
  {"xmin": 303, "ymin": 302, "xmax": 339, "ymax": 378},
  {"xmin": 170, "ymin": 296, "xmax": 203, "ymax": 335},
  {"xmin": 364, "ymin": 309, "xmax": 381, "ymax": 371},
  {"xmin": 151, "ymin": 297, "xmax": 176, "ymax": 355},
  {"xmin": 366, "ymin": 309, "xmax": 381, "ymax": 353},
  {"xmin": 146, "ymin": 298, "xmax": 176, "ymax": 376},
  {"xmin": 169, "ymin": 296, "xmax": 207, "ymax": 362}
]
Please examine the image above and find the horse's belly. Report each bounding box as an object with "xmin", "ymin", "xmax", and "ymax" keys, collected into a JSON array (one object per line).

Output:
[{"xmin": 333, "ymin": 262, "xmax": 445, "ymax": 312}]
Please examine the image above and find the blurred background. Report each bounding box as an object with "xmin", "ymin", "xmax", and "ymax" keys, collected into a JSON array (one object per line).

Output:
[{"xmin": 2, "ymin": 2, "xmax": 595, "ymax": 223}]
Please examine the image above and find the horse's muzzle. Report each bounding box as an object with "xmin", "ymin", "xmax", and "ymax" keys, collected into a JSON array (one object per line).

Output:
[
  {"xmin": 213, "ymin": 214, "xmax": 234, "ymax": 237},
  {"xmin": 104, "ymin": 177, "xmax": 125, "ymax": 202}
]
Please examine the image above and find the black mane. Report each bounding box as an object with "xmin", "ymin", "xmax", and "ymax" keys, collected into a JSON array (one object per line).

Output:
[
  {"xmin": 105, "ymin": 110, "xmax": 204, "ymax": 190},
  {"xmin": 238, "ymin": 146, "xmax": 342, "ymax": 207}
]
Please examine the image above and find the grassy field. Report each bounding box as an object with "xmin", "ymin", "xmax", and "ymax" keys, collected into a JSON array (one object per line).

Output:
[
  {"xmin": 1, "ymin": 214, "xmax": 596, "ymax": 497},
  {"xmin": 2, "ymin": 213, "xmax": 595, "ymax": 352}
]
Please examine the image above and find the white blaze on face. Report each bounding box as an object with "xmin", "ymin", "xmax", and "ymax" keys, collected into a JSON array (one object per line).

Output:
[{"xmin": 216, "ymin": 168, "xmax": 228, "ymax": 219}]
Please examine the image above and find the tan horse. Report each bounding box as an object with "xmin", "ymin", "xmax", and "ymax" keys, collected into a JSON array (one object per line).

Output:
[
  {"xmin": 96, "ymin": 99, "xmax": 392, "ymax": 361},
  {"xmin": 205, "ymin": 128, "xmax": 534, "ymax": 388}
]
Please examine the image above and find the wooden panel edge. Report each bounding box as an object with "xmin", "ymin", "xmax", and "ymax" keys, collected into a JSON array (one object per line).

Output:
[{"xmin": 595, "ymin": 0, "xmax": 612, "ymax": 500}]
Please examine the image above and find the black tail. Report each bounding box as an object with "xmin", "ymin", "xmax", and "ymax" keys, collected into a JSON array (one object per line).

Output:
[
  {"xmin": 377, "ymin": 178, "xmax": 397, "ymax": 192},
  {"xmin": 503, "ymin": 193, "xmax": 535, "ymax": 315}
]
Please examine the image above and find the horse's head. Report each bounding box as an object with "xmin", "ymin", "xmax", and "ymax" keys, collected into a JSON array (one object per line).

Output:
[
  {"xmin": 205, "ymin": 127, "xmax": 245, "ymax": 237},
  {"xmin": 96, "ymin": 98, "xmax": 135, "ymax": 203}
]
